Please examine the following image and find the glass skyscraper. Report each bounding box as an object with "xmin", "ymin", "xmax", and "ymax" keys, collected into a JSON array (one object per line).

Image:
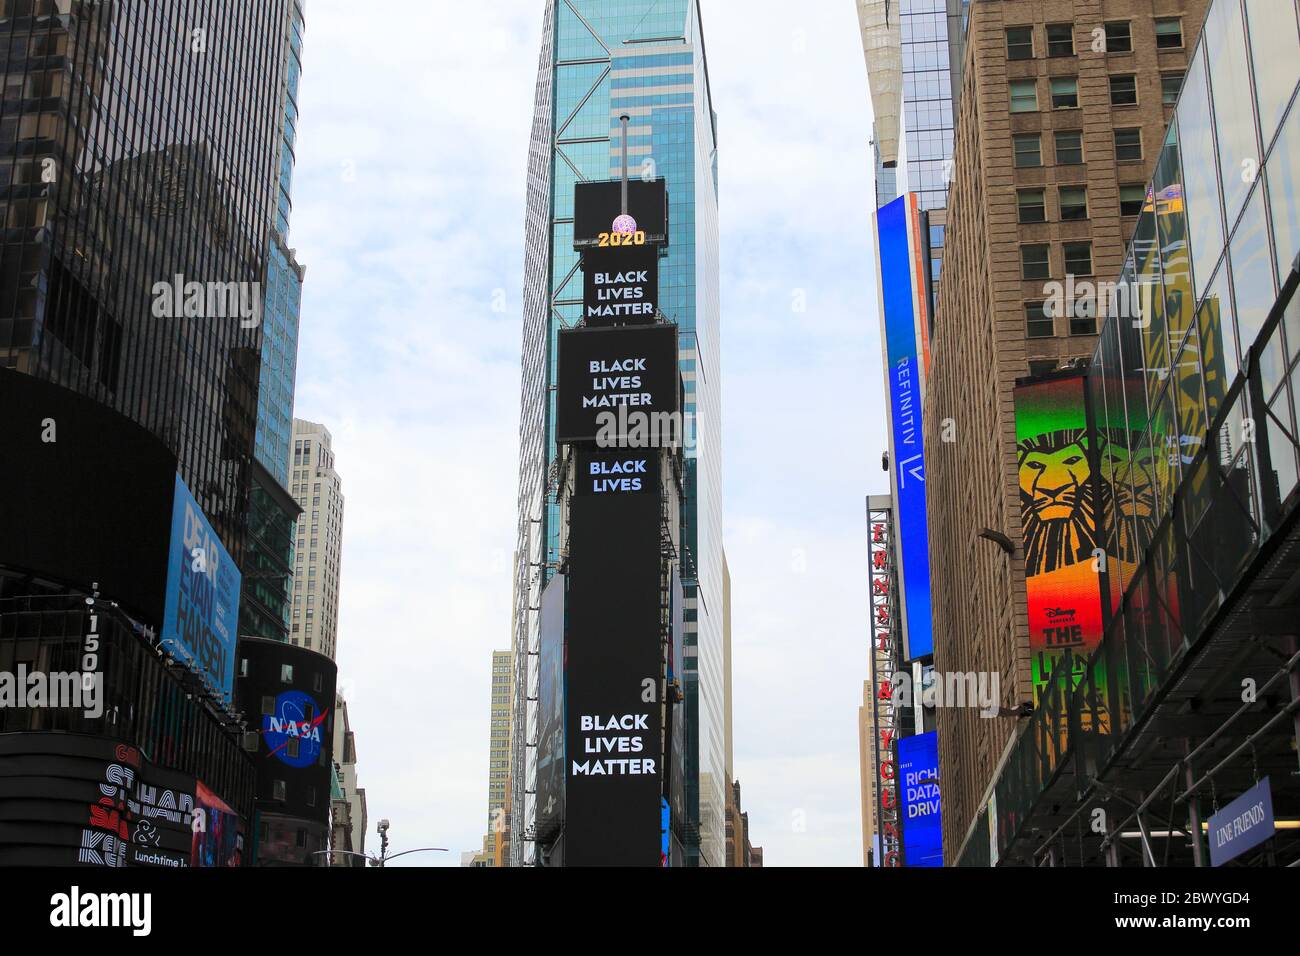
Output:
[
  {"xmin": 512, "ymin": 0, "xmax": 725, "ymax": 865},
  {"xmin": 240, "ymin": 0, "xmax": 307, "ymax": 646}
]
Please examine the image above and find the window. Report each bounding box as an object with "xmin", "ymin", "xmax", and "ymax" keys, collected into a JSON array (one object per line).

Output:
[
  {"xmin": 1013, "ymin": 133, "xmax": 1042, "ymax": 167},
  {"xmin": 1064, "ymin": 242, "xmax": 1093, "ymax": 275},
  {"xmin": 242, "ymin": 731, "xmax": 258, "ymax": 751},
  {"xmin": 239, "ymin": 658, "xmax": 248, "ymax": 678},
  {"xmin": 1060, "ymin": 186, "xmax": 1088, "ymax": 220},
  {"xmin": 1009, "ymin": 80, "xmax": 1037, "ymax": 113},
  {"xmin": 1046, "ymin": 23, "xmax": 1074, "ymax": 56},
  {"xmin": 1115, "ymin": 127, "xmax": 1142, "ymax": 161},
  {"xmin": 1109, "ymin": 74, "xmax": 1138, "ymax": 106},
  {"xmin": 286, "ymin": 738, "xmax": 300, "ymax": 760},
  {"xmin": 1155, "ymin": 18, "xmax": 1183, "ymax": 49},
  {"xmin": 1021, "ymin": 244, "xmax": 1051, "ymax": 280},
  {"xmin": 1018, "ymin": 189, "xmax": 1046, "ymax": 223},
  {"xmin": 1050, "ymin": 77, "xmax": 1078, "ymax": 109},
  {"xmin": 1104, "ymin": 21, "xmax": 1132, "ymax": 53},
  {"xmin": 296, "ymin": 829, "xmax": 307, "ymax": 848},
  {"xmin": 1120, "ymin": 184, "xmax": 1146, "ymax": 216},
  {"xmin": 313, "ymin": 673, "xmax": 323, "ymax": 692},
  {"xmin": 1029, "ymin": 360, "xmax": 1058, "ymax": 377},
  {"xmin": 1026, "ymin": 302, "xmax": 1054, "ymax": 338},
  {"xmin": 273, "ymin": 780, "xmax": 287, "ymax": 801},
  {"xmin": 1006, "ymin": 26, "xmax": 1033, "ymax": 60},
  {"xmin": 261, "ymin": 695, "xmax": 275, "ymax": 716},
  {"xmin": 306, "ymin": 787, "xmax": 316, "ymax": 808},
  {"xmin": 1070, "ymin": 310, "xmax": 1097, "ymax": 335},
  {"xmin": 280, "ymin": 663, "xmax": 294, "ymax": 683},
  {"xmin": 1161, "ymin": 72, "xmax": 1184, "ymax": 105},
  {"xmin": 1054, "ymin": 130, "xmax": 1084, "ymax": 165}
]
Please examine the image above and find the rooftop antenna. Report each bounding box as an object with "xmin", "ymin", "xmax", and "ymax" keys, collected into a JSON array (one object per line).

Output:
[{"xmin": 620, "ymin": 113, "xmax": 631, "ymax": 216}]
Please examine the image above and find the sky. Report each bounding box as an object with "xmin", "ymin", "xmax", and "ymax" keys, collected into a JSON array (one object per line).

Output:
[{"xmin": 289, "ymin": 0, "xmax": 888, "ymax": 866}]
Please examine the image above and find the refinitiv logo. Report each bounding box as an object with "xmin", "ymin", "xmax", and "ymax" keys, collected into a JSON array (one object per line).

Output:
[{"xmin": 49, "ymin": 886, "xmax": 151, "ymax": 936}]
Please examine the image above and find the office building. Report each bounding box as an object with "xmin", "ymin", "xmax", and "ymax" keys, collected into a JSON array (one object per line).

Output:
[
  {"xmin": 289, "ymin": 419, "xmax": 346, "ymax": 659},
  {"xmin": 481, "ymin": 649, "xmax": 512, "ymax": 864},
  {"xmin": 0, "ymin": 0, "xmax": 299, "ymax": 866},
  {"xmin": 0, "ymin": 0, "xmax": 295, "ymax": 563},
  {"xmin": 986, "ymin": 0, "xmax": 1300, "ymax": 866},
  {"xmin": 329, "ymin": 690, "xmax": 367, "ymax": 866},
  {"xmin": 510, "ymin": 0, "xmax": 725, "ymax": 866},
  {"xmin": 921, "ymin": 0, "xmax": 1209, "ymax": 860},
  {"xmin": 240, "ymin": 0, "xmax": 307, "ymax": 646}
]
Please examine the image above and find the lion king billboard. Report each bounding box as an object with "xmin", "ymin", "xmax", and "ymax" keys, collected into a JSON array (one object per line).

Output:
[{"xmin": 1014, "ymin": 372, "xmax": 1106, "ymax": 700}]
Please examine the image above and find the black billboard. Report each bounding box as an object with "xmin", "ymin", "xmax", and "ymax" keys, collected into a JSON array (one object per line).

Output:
[
  {"xmin": 0, "ymin": 733, "xmax": 245, "ymax": 868},
  {"xmin": 556, "ymin": 324, "xmax": 680, "ymax": 445},
  {"xmin": 534, "ymin": 573, "xmax": 565, "ymax": 854},
  {"xmin": 234, "ymin": 638, "xmax": 337, "ymax": 835},
  {"xmin": 0, "ymin": 368, "xmax": 176, "ymax": 623},
  {"xmin": 582, "ymin": 245, "xmax": 659, "ymax": 326},
  {"xmin": 564, "ymin": 449, "xmax": 663, "ymax": 866},
  {"xmin": 573, "ymin": 178, "xmax": 668, "ymax": 249}
]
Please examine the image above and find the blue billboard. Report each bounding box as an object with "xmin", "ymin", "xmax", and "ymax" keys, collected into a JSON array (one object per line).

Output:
[
  {"xmin": 161, "ymin": 474, "xmax": 240, "ymax": 706},
  {"xmin": 898, "ymin": 731, "xmax": 942, "ymax": 867},
  {"xmin": 876, "ymin": 194, "xmax": 933, "ymax": 659}
]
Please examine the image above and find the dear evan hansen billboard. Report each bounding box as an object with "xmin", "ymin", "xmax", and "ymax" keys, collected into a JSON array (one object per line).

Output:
[
  {"xmin": 161, "ymin": 475, "xmax": 240, "ymax": 706},
  {"xmin": 875, "ymin": 194, "xmax": 933, "ymax": 659}
]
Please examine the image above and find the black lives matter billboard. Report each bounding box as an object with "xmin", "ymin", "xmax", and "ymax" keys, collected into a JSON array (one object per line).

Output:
[
  {"xmin": 573, "ymin": 179, "xmax": 669, "ymax": 249},
  {"xmin": 556, "ymin": 324, "xmax": 679, "ymax": 445},
  {"xmin": 582, "ymin": 245, "xmax": 658, "ymax": 326},
  {"xmin": 565, "ymin": 448, "xmax": 663, "ymax": 866}
]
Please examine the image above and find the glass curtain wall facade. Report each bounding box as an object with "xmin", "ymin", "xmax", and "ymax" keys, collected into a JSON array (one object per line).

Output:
[
  {"xmin": 240, "ymin": 0, "xmax": 306, "ymax": 645},
  {"xmin": 989, "ymin": 0, "xmax": 1300, "ymax": 863},
  {"xmin": 0, "ymin": 0, "xmax": 290, "ymax": 563},
  {"xmin": 512, "ymin": 0, "xmax": 724, "ymax": 865},
  {"xmin": 1091, "ymin": 0, "xmax": 1299, "ymax": 614},
  {"xmin": 898, "ymin": 0, "xmax": 965, "ymax": 213}
]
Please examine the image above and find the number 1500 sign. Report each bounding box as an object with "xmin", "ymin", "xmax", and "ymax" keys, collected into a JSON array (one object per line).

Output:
[{"xmin": 597, "ymin": 231, "xmax": 647, "ymax": 247}]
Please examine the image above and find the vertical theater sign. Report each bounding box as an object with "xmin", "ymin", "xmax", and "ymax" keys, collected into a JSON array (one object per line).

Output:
[{"xmin": 867, "ymin": 499, "xmax": 902, "ymax": 867}]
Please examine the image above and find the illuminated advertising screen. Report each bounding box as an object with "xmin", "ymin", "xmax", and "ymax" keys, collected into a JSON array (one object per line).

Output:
[
  {"xmin": 875, "ymin": 194, "xmax": 933, "ymax": 659},
  {"xmin": 160, "ymin": 474, "xmax": 240, "ymax": 706},
  {"xmin": 564, "ymin": 448, "xmax": 663, "ymax": 866},
  {"xmin": 556, "ymin": 324, "xmax": 680, "ymax": 445},
  {"xmin": 897, "ymin": 731, "xmax": 942, "ymax": 867},
  {"xmin": 582, "ymin": 245, "xmax": 659, "ymax": 326},
  {"xmin": 535, "ymin": 573, "xmax": 566, "ymax": 844},
  {"xmin": 573, "ymin": 178, "xmax": 668, "ymax": 248},
  {"xmin": 1014, "ymin": 373, "xmax": 1105, "ymax": 699}
]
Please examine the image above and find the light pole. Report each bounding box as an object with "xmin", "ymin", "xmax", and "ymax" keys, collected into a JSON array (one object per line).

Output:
[{"xmin": 312, "ymin": 819, "xmax": 448, "ymax": 867}]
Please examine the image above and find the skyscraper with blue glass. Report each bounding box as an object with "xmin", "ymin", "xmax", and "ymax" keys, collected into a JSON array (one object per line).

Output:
[
  {"xmin": 511, "ymin": 0, "xmax": 725, "ymax": 866},
  {"xmin": 239, "ymin": 0, "xmax": 307, "ymax": 646}
]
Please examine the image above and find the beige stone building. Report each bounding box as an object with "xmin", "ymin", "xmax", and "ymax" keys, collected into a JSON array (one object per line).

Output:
[
  {"xmin": 924, "ymin": 0, "xmax": 1205, "ymax": 860},
  {"xmin": 288, "ymin": 419, "xmax": 345, "ymax": 659}
]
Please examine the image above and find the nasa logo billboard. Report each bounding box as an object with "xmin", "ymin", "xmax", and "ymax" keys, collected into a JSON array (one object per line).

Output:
[
  {"xmin": 263, "ymin": 690, "xmax": 329, "ymax": 768},
  {"xmin": 582, "ymin": 245, "xmax": 658, "ymax": 326},
  {"xmin": 573, "ymin": 178, "xmax": 668, "ymax": 249},
  {"xmin": 556, "ymin": 324, "xmax": 679, "ymax": 445}
]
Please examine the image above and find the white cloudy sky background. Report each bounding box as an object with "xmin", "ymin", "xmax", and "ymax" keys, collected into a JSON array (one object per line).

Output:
[{"xmin": 289, "ymin": 0, "xmax": 888, "ymax": 866}]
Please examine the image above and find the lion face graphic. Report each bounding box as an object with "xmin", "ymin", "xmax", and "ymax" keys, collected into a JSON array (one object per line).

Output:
[
  {"xmin": 1018, "ymin": 430, "xmax": 1098, "ymax": 577},
  {"xmin": 1099, "ymin": 429, "xmax": 1160, "ymax": 564}
]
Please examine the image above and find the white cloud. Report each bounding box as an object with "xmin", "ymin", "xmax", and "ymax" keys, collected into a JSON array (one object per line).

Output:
[{"xmin": 291, "ymin": 0, "xmax": 885, "ymax": 867}]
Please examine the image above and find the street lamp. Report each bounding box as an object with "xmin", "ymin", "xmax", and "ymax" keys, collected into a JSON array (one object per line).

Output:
[{"xmin": 311, "ymin": 819, "xmax": 448, "ymax": 867}]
